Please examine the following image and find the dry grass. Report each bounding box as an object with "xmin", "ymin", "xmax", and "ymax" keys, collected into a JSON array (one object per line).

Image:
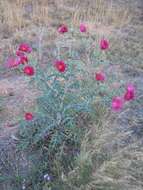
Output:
[
  {"xmin": 67, "ymin": 104, "xmax": 143, "ymax": 190},
  {"xmin": 0, "ymin": 0, "xmax": 51, "ymax": 30},
  {"xmin": 71, "ymin": 0, "xmax": 131, "ymax": 29},
  {"xmin": 0, "ymin": 0, "xmax": 131, "ymax": 32}
]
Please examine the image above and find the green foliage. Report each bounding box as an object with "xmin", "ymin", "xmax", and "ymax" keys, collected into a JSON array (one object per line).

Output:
[
  {"xmin": 17, "ymin": 27, "xmax": 124, "ymax": 189},
  {"xmin": 18, "ymin": 44, "xmax": 96, "ymax": 188},
  {"xmin": 19, "ymin": 59, "xmax": 92, "ymax": 148}
]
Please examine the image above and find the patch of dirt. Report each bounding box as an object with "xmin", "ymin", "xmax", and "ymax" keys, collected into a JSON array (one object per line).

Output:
[{"xmin": 0, "ymin": 75, "xmax": 37, "ymax": 138}]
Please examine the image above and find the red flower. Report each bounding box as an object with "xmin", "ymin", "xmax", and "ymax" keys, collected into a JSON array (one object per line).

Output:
[
  {"xmin": 18, "ymin": 43, "xmax": 32, "ymax": 53},
  {"xmin": 5, "ymin": 56, "xmax": 21, "ymax": 68},
  {"xmin": 95, "ymin": 72, "xmax": 105, "ymax": 81},
  {"xmin": 58, "ymin": 24, "xmax": 68, "ymax": 34},
  {"xmin": 124, "ymin": 84, "xmax": 135, "ymax": 101},
  {"xmin": 100, "ymin": 39, "xmax": 109, "ymax": 50},
  {"xmin": 16, "ymin": 50, "xmax": 28, "ymax": 64},
  {"xmin": 112, "ymin": 96, "xmax": 124, "ymax": 111},
  {"xmin": 80, "ymin": 23, "xmax": 87, "ymax": 33},
  {"xmin": 54, "ymin": 60, "xmax": 67, "ymax": 73},
  {"xmin": 16, "ymin": 50, "xmax": 25, "ymax": 57},
  {"xmin": 126, "ymin": 84, "xmax": 135, "ymax": 92},
  {"xmin": 124, "ymin": 91, "xmax": 135, "ymax": 101},
  {"xmin": 19, "ymin": 55, "xmax": 28, "ymax": 64},
  {"xmin": 24, "ymin": 66, "xmax": 35, "ymax": 76},
  {"xmin": 25, "ymin": 112, "xmax": 33, "ymax": 121}
]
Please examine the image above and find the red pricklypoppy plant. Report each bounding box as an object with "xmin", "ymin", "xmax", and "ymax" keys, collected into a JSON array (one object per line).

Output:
[
  {"xmin": 54, "ymin": 60, "xmax": 67, "ymax": 73},
  {"xmin": 112, "ymin": 96, "xmax": 124, "ymax": 111},
  {"xmin": 124, "ymin": 84, "xmax": 135, "ymax": 101},
  {"xmin": 25, "ymin": 112, "xmax": 33, "ymax": 121},
  {"xmin": 95, "ymin": 72, "xmax": 106, "ymax": 81},
  {"xmin": 23, "ymin": 66, "xmax": 35, "ymax": 76},
  {"xmin": 58, "ymin": 24, "xmax": 68, "ymax": 34},
  {"xmin": 100, "ymin": 39, "xmax": 109, "ymax": 50},
  {"xmin": 18, "ymin": 43, "xmax": 32, "ymax": 53},
  {"xmin": 80, "ymin": 23, "xmax": 87, "ymax": 33}
]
